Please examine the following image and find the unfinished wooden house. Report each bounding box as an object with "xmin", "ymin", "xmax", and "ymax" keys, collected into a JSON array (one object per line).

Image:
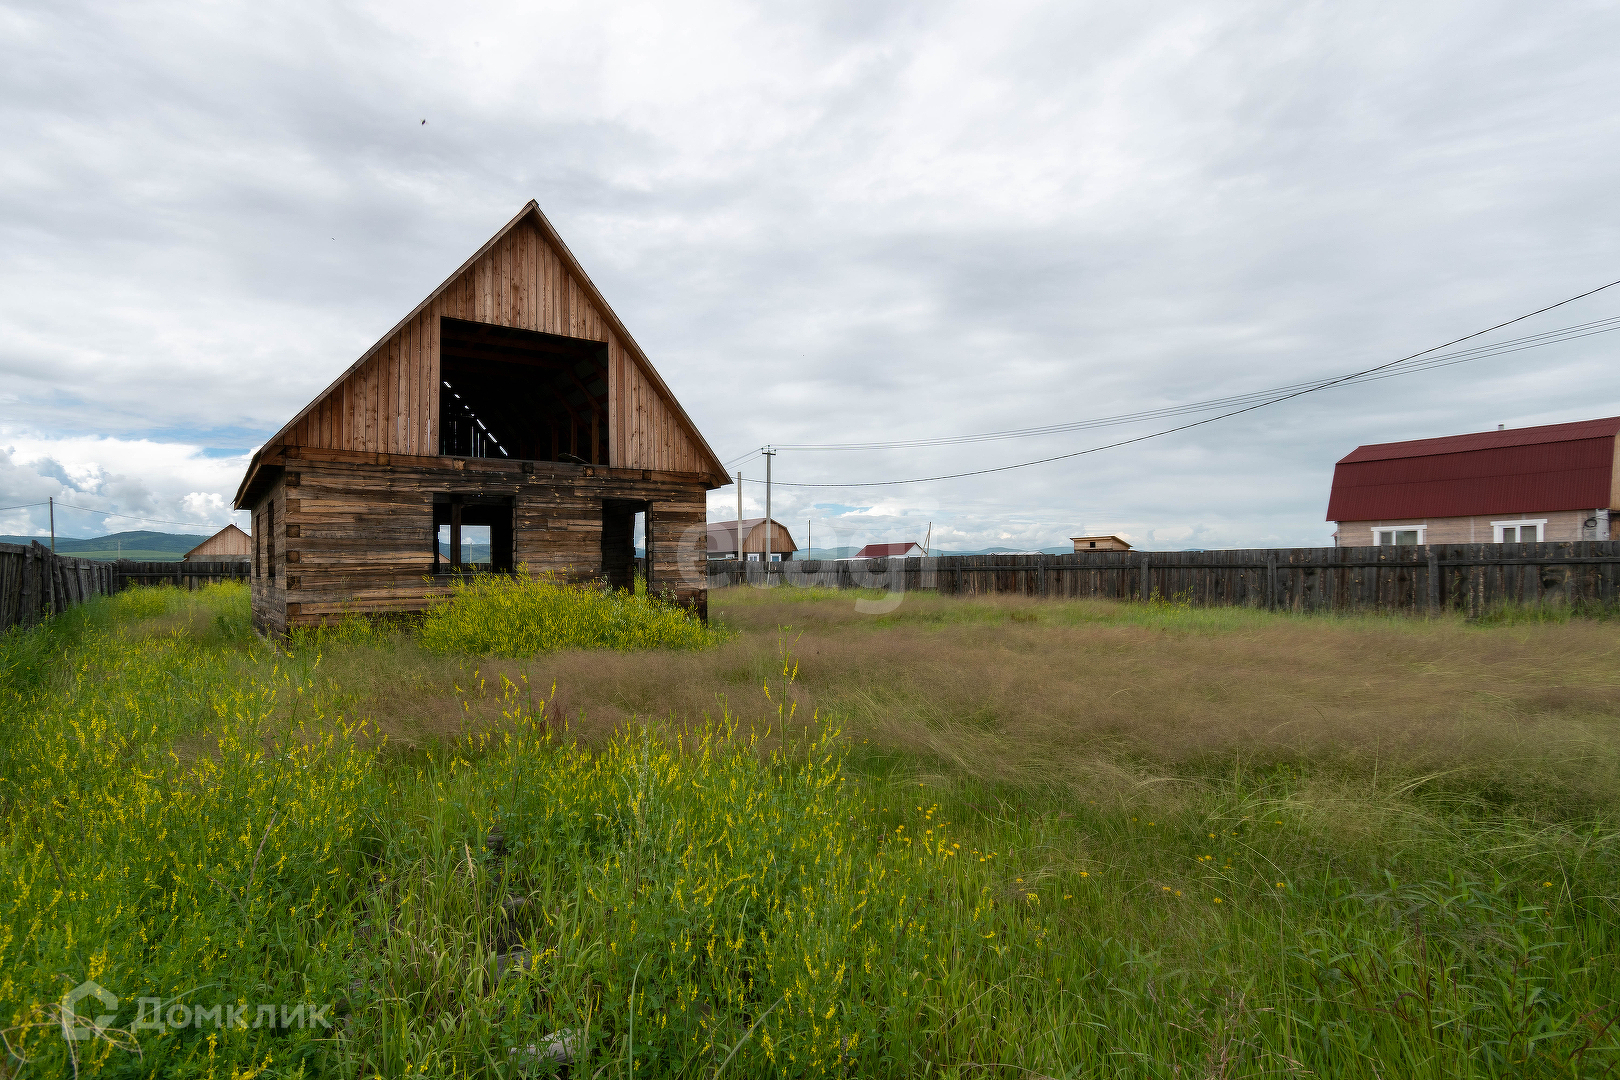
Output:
[{"xmin": 234, "ymin": 201, "xmax": 727, "ymax": 633}]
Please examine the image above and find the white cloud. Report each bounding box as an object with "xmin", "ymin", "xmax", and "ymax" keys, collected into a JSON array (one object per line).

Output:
[
  {"xmin": 4, "ymin": 1, "xmax": 1620, "ymax": 551},
  {"xmin": 0, "ymin": 431, "xmax": 251, "ymax": 539}
]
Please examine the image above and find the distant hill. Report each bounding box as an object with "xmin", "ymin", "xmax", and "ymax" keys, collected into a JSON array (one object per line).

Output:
[{"xmin": 0, "ymin": 530, "xmax": 213, "ymax": 562}]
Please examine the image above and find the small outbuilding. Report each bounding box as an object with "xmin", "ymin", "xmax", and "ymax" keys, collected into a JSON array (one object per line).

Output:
[
  {"xmin": 183, "ymin": 524, "xmax": 252, "ymax": 562},
  {"xmin": 707, "ymin": 518, "xmax": 798, "ymax": 561},
  {"xmin": 1071, "ymin": 534, "xmax": 1132, "ymax": 552}
]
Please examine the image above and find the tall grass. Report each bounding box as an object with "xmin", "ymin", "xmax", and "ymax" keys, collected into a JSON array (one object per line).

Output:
[
  {"xmin": 0, "ymin": 584, "xmax": 1616, "ymax": 1076},
  {"xmin": 418, "ymin": 572, "xmax": 722, "ymax": 657}
]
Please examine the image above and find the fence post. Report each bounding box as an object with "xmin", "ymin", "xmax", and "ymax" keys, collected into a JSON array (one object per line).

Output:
[
  {"xmin": 1266, "ymin": 551, "xmax": 1278, "ymax": 610},
  {"xmin": 1038, "ymin": 554, "xmax": 1047, "ymax": 598},
  {"xmin": 1140, "ymin": 552, "xmax": 1152, "ymax": 602},
  {"xmin": 1426, "ymin": 550, "xmax": 1440, "ymax": 615}
]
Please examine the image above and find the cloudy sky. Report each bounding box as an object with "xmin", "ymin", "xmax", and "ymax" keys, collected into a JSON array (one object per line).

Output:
[{"xmin": 4, "ymin": 1, "xmax": 1619, "ymax": 551}]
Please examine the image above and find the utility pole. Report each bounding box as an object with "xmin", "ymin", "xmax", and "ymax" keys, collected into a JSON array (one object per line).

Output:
[
  {"xmin": 762, "ymin": 447, "xmax": 776, "ymax": 567},
  {"xmin": 49, "ymin": 497, "xmax": 55, "ymax": 553},
  {"xmin": 735, "ymin": 471, "xmax": 743, "ymax": 562},
  {"xmin": 807, "ymin": 518, "xmax": 811, "ymax": 561}
]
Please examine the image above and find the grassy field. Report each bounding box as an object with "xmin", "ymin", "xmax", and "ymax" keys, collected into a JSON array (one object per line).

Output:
[{"xmin": 1, "ymin": 581, "xmax": 1617, "ymax": 1077}]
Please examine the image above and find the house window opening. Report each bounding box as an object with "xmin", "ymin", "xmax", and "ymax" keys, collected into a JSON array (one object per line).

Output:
[
  {"xmin": 634, "ymin": 510, "xmax": 647, "ymax": 588},
  {"xmin": 1375, "ymin": 528, "xmax": 1423, "ymax": 546},
  {"xmin": 1493, "ymin": 520, "xmax": 1545, "ymax": 543},
  {"xmin": 433, "ymin": 497, "xmax": 514, "ymax": 573},
  {"xmin": 439, "ymin": 317, "xmax": 609, "ymax": 464}
]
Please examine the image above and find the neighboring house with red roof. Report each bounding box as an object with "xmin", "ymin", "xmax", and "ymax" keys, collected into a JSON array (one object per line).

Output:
[
  {"xmin": 852, "ymin": 542, "xmax": 927, "ymax": 559},
  {"xmin": 1326, "ymin": 416, "xmax": 1620, "ymax": 546}
]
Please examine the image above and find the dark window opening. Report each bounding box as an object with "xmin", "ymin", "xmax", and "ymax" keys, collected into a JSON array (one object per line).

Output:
[
  {"xmin": 602, "ymin": 499, "xmax": 649, "ymax": 592},
  {"xmin": 433, "ymin": 496, "xmax": 515, "ymax": 573},
  {"xmin": 438, "ymin": 317, "xmax": 610, "ymax": 464},
  {"xmin": 267, "ymin": 501, "xmax": 275, "ymax": 581}
]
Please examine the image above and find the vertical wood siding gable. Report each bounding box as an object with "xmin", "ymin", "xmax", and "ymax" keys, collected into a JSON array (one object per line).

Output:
[{"xmin": 269, "ymin": 217, "xmax": 708, "ymax": 474}]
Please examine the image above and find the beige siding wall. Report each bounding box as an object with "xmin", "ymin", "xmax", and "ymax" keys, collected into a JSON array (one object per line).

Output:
[{"xmin": 1337, "ymin": 508, "xmax": 1604, "ymax": 545}]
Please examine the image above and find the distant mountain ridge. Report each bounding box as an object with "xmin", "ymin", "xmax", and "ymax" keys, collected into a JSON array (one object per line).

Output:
[{"xmin": 0, "ymin": 530, "xmax": 213, "ymax": 561}]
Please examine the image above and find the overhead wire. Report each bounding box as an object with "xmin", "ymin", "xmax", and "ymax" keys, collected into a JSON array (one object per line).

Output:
[
  {"xmin": 52, "ymin": 502, "xmax": 233, "ymax": 529},
  {"xmin": 758, "ymin": 315, "xmax": 1620, "ymax": 453},
  {"xmin": 726, "ymin": 276, "xmax": 1620, "ymax": 489}
]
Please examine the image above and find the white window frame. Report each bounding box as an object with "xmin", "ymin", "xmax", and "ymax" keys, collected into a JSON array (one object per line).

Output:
[
  {"xmin": 1491, "ymin": 518, "xmax": 1547, "ymax": 543},
  {"xmin": 1370, "ymin": 525, "xmax": 1427, "ymax": 546}
]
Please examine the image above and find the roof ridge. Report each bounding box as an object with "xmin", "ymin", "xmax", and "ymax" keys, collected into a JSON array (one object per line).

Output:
[{"xmin": 1340, "ymin": 415, "xmax": 1620, "ymax": 465}]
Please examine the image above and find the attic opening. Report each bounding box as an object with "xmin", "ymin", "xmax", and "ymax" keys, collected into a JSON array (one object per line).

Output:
[{"xmin": 438, "ymin": 317, "xmax": 609, "ymax": 463}]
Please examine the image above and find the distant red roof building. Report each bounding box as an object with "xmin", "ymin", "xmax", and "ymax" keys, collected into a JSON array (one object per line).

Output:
[
  {"xmin": 1327, "ymin": 417, "xmax": 1620, "ymax": 546},
  {"xmin": 853, "ymin": 542, "xmax": 927, "ymax": 559}
]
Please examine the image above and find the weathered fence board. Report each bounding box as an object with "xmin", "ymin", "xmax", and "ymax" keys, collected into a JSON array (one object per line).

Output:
[
  {"xmin": 708, "ymin": 541, "xmax": 1620, "ymax": 616},
  {"xmin": 1, "ymin": 543, "xmax": 252, "ymax": 631},
  {"xmin": 0, "ymin": 542, "xmax": 116, "ymax": 631},
  {"xmin": 111, "ymin": 560, "xmax": 251, "ymax": 592}
]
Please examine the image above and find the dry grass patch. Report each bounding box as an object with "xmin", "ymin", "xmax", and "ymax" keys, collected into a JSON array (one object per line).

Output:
[{"xmin": 315, "ymin": 587, "xmax": 1620, "ymax": 815}]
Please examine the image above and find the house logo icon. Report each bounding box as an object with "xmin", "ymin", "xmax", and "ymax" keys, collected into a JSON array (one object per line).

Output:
[{"xmin": 61, "ymin": 980, "xmax": 118, "ymax": 1041}]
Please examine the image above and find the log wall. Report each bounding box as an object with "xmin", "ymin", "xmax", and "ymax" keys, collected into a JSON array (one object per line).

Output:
[
  {"xmin": 708, "ymin": 541, "xmax": 1620, "ymax": 616},
  {"xmin": 246, "ymin": 448, "xmax": 709, "ymax": 631}
]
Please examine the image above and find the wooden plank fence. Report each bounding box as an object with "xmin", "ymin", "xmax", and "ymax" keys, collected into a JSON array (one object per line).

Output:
[
  {"xmin": 1, "ymin": 541, "xmax": 251, "ymax": 632},
  {"xmin": 0, "ymin": 542, "xmax": 117, "ymax": 631},
  {"xmin": 708, "ymin": 541, "xmax": 1620, "ymax": 617},
  {"xmin": 111, "ymin": 560, "xmax": 251, "ymax": 592}
]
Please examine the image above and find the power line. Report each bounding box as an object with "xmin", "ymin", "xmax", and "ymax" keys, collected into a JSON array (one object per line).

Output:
[
  {"xmin": 757, "ymin": 315, "xmax": 1620, "ymax": 453},
  {"xmin": 730, "ymin": 276, "xmax": 1620, "ymax": 489},
  {"xmin": 53, "ymin": 502, "xmax": 230, "ymax": 530},
  {"xmin": 0, "ymin": 501, "xmax": 48, "ymax": 513}
]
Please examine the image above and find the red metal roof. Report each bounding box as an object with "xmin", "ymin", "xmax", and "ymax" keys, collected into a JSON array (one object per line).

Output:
[
  {"xmin": 854, "ymin": 542, "xmax": 924, "ymax": 558},
  {"xmin": 1327, "ymin": 416, "xmax": 1620, "ymax": 521}
]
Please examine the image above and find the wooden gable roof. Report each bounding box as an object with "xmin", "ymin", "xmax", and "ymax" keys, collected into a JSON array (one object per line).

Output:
[
  {"xmin": 236, "ymin": 201, "xmax": 726, "ymax": 506},
  {"xmin": 183, "ymin": 523, "xmax": 251, "ymax": 561}
]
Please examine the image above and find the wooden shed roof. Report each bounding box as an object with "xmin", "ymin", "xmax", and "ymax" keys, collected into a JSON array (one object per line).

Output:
[
  {"xmin": 236, "ymin": 201, "xmax": 726, "ymax": 506},
  {"xmin": 182, "ymin": 523, "xmax": 251, "ymax": 560},
  {"xmin": 706, "ymin": 517, "xmax": 799, "ymax": 553}
]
